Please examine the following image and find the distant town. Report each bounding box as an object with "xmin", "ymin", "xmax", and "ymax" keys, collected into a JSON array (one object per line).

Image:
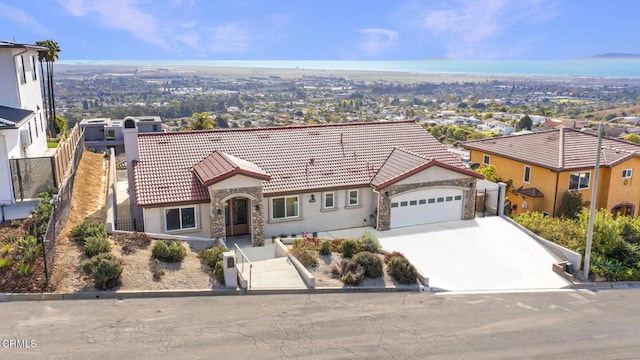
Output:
[{"xmin": 56, "ymin": 64, "xmax": 640, "ymax": 139}]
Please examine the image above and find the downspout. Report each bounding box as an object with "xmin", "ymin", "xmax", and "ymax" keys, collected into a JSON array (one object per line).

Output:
[
  {"xmin": 552, "ymin": 170, "xmax": 560, "ymax": 216},
  {"xmin": 372, "ymin": 188, "xmax": 381, "ymax": 231}
]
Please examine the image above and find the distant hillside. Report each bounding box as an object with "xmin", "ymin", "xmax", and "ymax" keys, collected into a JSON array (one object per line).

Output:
[{"xmin": 588, "ymin": 53, "xmax": 640, "ymax": 59}]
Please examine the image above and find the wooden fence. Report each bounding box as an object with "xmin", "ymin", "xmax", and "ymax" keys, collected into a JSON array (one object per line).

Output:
[{"xmin": 53, "ymin": 124, "xmax": 82, "ymax": 187}]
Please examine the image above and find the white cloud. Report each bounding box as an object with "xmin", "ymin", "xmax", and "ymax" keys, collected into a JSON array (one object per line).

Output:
[
  {"xmin": 402, "ymin": 0, "xmax": 558, "ymax": 59},
  {"xmin": 59, "ymin": 0, "xmax": 170, "ymax": 50},
  {"xmin": 0, "ymin": 2, "xmax": 48, "ymax": 34},
  {"xmin": 356, "ymin": 28, "xmax": 399, "ymax": 57},
  {"xmin": 58, "ymin": 0, "xmax": 253, "ymax": 55}
]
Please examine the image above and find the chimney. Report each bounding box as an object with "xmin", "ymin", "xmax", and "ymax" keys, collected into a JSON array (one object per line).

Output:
[
  {"xmin": 122, "ymin": 116, "xmax": 139, "ymax": 169},
  {"xmin": 122, "ymin": 116, "xmax": 140, "ymax": 222}
]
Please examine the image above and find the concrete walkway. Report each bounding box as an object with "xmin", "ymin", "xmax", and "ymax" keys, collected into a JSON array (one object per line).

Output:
[
  {"xmin": 241, "ymin": 257, "xmax": 308, "ymax": 289},
  {"xmin": 323, "ymin": 217, "xmax": 571, "ymax": 292}
]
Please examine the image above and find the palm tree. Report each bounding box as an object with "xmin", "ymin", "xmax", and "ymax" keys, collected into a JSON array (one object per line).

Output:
[
  {"xmin": 183, "ymin": 112, "xmax": 215, "ymax": 130},
  {"xmin": 35, "ymin": 39, "xmax": 61, "ymax": 137}
]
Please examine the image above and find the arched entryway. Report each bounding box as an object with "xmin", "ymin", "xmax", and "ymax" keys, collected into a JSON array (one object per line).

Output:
[
  {"xmin": 225, "ymin": 197, "xmax": 251, "ymax": 236},
  {"xmin": 611, "ymin": 203, "xmax": 635, "ymax": 218}
]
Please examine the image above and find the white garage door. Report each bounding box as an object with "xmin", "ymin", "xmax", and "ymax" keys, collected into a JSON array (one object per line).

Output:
[{"xmin": 390, "ymin": 189, "xmax": 464, "ymax": 228}]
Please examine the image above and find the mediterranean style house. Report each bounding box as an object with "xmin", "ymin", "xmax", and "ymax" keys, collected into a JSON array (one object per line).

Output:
[
  {"xmin": 124, "ymin": 120, "xmax": 482, "ymax": 245},
  {"xmin": 0, "ymin": 41, "xmax": 48, "ymax": 208},
  {"xmin": 462, "ymin": 128, "xmax": 640, "ymax": 218}
]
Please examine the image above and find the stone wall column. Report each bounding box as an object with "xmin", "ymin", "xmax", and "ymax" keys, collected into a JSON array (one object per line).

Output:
[
  {"xmin": 377, "ymin": 191, "xmax": 391, "ymax": 231},
  {"xmin": 210, "ymin": 197, "xmax": 226, "ymax": 240},
  {"xmin": 251, "ymin": 197, "xmax": 265, "ymax": 246}
]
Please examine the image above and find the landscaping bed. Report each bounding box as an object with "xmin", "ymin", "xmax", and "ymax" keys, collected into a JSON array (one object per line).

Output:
[
  {"xmin": 0, "ymin": 221, "xmax": 47, "ymax": 293},
  {"xmin": 287, "ymin": 232, "xmax": 420, "ymax": 289}
]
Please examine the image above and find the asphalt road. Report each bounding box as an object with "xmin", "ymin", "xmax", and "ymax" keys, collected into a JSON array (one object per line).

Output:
[{"xmin": 2, "ymin": 289, "xmax": 640, "ymax": 359}]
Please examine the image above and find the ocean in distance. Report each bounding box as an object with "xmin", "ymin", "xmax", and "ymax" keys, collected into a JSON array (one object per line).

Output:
[{"xmin": 60, "ymin": 59, "xmax": 640, "ymax": 79}]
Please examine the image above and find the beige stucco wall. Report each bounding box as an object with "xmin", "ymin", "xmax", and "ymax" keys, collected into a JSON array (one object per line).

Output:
[
  {"xmin": 396, "ymin": 166, "xmax": 470, "ymax": 185},
  {"xmin": 210, "ymin": 174, "xmax": 264, "ymax": 190},
  {"xmin": 263, "ymin": 187, "xmax": 376, "ymax": 238},
  {"xmin": 143, "ymin": 203, "xmax": 211, "ymax": 238}
]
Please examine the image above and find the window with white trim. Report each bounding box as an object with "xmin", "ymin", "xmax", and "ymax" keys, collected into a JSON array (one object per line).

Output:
[
  {"xmin": 272, "ymin": 196, "xmax": 299, "ymax": 219},
  {"xmin": 569, "ymin": 171, "xmax": 590, "ymax": 190},
  {"xmin": 622, "ymin": 169, "xmax": 633, "ymax": 179},
  {"xmin": 483, "ymin": 155, "xmax": 490, "ymax": 165},
  {"xmin": 323, "ymin": 192, "xmax": 335, "ymax": 209},
  {"xmin": 165, "ymin": 206, "xmax": 196, "ymax": 231},
  {"xmin": 30, "ymin": 55, "xmax": 37, "ymax": 81},
  {"xmin": 348, "ymin": 189, "xmax": 359, "ymax": 206},
  {"xmin": 523, "ymin": 165, "xmax": 531, "ymax": 183},
  {"xmin": 16, "ymin": 55, "xmax": 26, "ymax": 85}
]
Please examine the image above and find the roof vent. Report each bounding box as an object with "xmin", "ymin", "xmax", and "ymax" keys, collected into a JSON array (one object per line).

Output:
[
  {"xmin": 308, "ymin": 131, "xmax": 320, "ymax": 136},
  {"xmin": 157, "ymin": 140, "xmax": 169, "ymax": 145},
  {"xmin": 321, "ymin": 170, "xmax": 334, "ymax": 176},
  {"xmin": 210, "ymin": 137, "xmax": 222, "ymax": 142},
  {"xmin": 257, "ymin": 134, "xmax": 270, "ymax": 139}
]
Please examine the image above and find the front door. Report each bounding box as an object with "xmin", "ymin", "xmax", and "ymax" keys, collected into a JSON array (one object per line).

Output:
[{"xmin": 224, "ymin": 197, "xmax": 250, "ymax": 236}]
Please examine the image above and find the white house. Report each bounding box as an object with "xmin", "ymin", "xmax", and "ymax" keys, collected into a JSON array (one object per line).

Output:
[
  {"xmin": 0, "ymin": 41, "xmax": 48, "ymax": 209},
  {"xmin": 124, "ymin": 120, "xmax": 482, "ymax": 246}
]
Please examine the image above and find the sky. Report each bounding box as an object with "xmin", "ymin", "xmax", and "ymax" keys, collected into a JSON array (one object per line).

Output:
[{"xmin": 0, "ymin": 0, "xmax": 639, "ymax": 61}]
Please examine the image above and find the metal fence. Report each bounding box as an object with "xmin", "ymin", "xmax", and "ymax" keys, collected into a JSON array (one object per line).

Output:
[
  {"xmin": 476, "ymin": 188, "xmax": 500, "ymax": 217},
  {"xmin": 115, "ymin": 218, "xmax": 144, "ymax": 232},
  {"xmin": 41, "ymin": 131, "xmax": 85, "ymax": 285},
  {"xmin": 10, "ymin": 157, "xmax": 56, "ymax": 201}
]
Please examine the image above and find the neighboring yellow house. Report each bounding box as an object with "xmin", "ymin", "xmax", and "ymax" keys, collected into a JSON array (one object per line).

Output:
[{"xmin": 462, "ymin": 128, "xmax": 640, "ymax": 217}]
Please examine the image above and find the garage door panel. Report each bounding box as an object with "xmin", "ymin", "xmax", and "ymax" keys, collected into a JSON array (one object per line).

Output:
[{"xmin": 390, "ymin": 189, "xmax": 463, "ymax": 228}]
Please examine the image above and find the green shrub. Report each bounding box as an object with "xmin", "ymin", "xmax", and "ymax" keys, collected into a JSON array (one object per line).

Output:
[
  {"xmin": 198, "ymin": 245, "xmax": 230, "ymax": 268},
  {"xmin": 152, "ymin": 240, "xmax": 186, "ymax": 263},
  {"xmin": 17, "ymin": 261, "xmax": 30, "ymax": 276},
  {"xmin": 360, "ymin": 231, "xmax": 381, "ymax": 253},
  {"xmin": 82, "ymin": 260, "xmax": 94, "ymax": 275},
  {"xmin": 290, "ymin": 238, "xmax": 317, "ymax": 267},
  {"xmin": 213, "ymin": 260, "xmax": 225, "ymax": 284},
  {"xmin": 82, "ymin": 253, "xmax": 116, "ymax": 276},
  {"xmin": 339, "ymin": 238, "xmax": 359, "ymax": 258},
  {"xmin": 90, "ymin": 255, "xmax": 124, "ymax": 290},
  {"xmin": 70, "ymin": 220, "xmax": 107, "ymax": 243},
  {"xmin": 318, "ymin": 239, "xmax": 331, "ymax": 256},
  {"xmin": 353, "ymin": 251, "xmax": 383, "ymax": 278},
  {"xmin": 0, "ymin": 257, "xmax": 13, "ymax": 269},
  {"xmin": 17, "ymin": 235, "xmax": 40, "ymax": 263},
  {"xmin": 339, "ymin": 261, "xmax": 364, "ymax": 285},
  {"xmin": 387, "ymin": 256, "xmax": 418, "ymax": 285},
  {"xmin": 1, "ymin": 244, "xmax": 12, "ymax": 256},
  {"xmin": 384, "ymin": 251, "xmax": 405, "ymax": 264},
  {"xmin": 10, "ymin": 220, "xmax": 21, "ymax": 228},
  {"xmin": 83, "ymin": 236, "xmax": 112, "ymax": 257}
]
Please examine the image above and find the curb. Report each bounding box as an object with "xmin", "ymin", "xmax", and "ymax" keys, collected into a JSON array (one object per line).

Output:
[{"xmin": 0, "ymin": 285, "xmax": 422, "ymax": 302}]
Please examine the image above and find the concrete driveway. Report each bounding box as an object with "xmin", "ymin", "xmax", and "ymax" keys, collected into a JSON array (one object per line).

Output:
[{"xmin": 324, "ymin": 216, "xmax": 571, "ymax": 292}]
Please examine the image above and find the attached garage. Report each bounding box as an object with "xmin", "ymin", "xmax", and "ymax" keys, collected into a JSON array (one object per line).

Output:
[{"xmin": 390, "ymin": 188, "xmax": 464, "ymax": 228}]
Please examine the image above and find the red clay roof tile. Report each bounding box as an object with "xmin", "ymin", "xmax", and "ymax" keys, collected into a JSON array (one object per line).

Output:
[
  {"xmin": 462, "ymin": 128, "xmax": 640, "ymax": 171},
  {"xmin": 133, "ymin": 121, "xmax": 469, "ymax": 206}
]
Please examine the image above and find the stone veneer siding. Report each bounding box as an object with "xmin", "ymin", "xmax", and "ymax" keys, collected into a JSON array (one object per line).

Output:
[
  {"xmin": 208, "ymin": 186, "xmax": 265, "ymax": 246},
  {"xmin": 377, "ymin": 178, "xmax": 476, "ymax": 231}
]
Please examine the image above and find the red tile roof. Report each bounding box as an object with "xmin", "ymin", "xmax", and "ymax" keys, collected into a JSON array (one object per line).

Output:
[
  {"xmin": 371, "ymin": 147, "xmax": 481, "ymax": 189},
  {"xmin": 133, "ymin": 121, "xmax": 470, "ymax": 206},
  {"xmin": 192, "ymin": 151, "xmax": 271, "ymax": 187},
  {"xmin": 462, "ymin": 128, "xmax": 640, "ymax": 171},
  {"xmin": 517, "ymin": 187, "xmax": 544, "ymax": 198}
]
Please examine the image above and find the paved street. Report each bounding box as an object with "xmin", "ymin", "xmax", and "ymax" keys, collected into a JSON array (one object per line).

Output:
[{"xmin": 2, "ymin": 289, "xmax": 640, "ymax": 359}]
